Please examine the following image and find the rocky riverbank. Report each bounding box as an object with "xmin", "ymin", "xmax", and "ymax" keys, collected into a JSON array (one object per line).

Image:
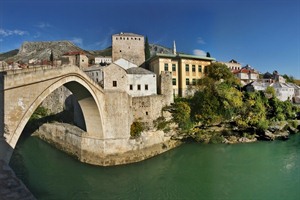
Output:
[
  {"xmin": 32, "ymin": 122, "xmax": 181, "ymax": 166},
  {"xmin": 172, "ymin": 120, "xmax": 300, "ymax": 144}
]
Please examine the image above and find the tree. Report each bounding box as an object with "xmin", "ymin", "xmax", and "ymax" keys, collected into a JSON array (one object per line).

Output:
[
  {"xmin": 282, "ymin": 74, "xmax": 295, "ymax": 83},
  {"xmin": 50, "ymin": 50, "xmax": 54, "ymax": 66},
  {"xmin": 170, "ymin": 101, "xmax": 191, "ymax": 129},
  {"xmin": 190, "ymin": 63, "xmax": 243, "ymax": 125},
  {"xmin": 144, "ymin": 36, "xmax": 151, "ymax": 60}
]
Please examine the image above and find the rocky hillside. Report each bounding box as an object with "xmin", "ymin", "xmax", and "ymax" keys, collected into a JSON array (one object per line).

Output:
[
  {"xmin": 2, "ymin": 41, "xmax": 92, "ymax": 63},
  {"xmin": 0, "ymin": 49, "xmax": 19, "ymax": 61},
  {"xmin": 0, "ymin": 41, "xmax": 172, "ymax": 63}
]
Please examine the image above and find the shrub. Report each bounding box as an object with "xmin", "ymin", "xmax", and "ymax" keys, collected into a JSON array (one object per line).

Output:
[
  {"xmin": 209, "ymin": 132, "xmax": 224, "ymax": 144},
  {"xmin": 130, "ymin": 121, "xmax": 144, "ymax": 138}
]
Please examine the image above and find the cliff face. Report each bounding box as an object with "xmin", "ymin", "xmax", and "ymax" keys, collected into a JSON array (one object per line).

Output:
[{"xmin": 5, "ymin": 41, "xmax": 88, "ymax": 63}]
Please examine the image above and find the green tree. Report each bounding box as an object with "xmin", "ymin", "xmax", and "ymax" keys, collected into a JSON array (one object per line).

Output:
[
  {"xmin": 144, "ymin": 36, "xmax": 151, "ymax": 60},
  {"xmin": 282, "ymin": 74, "xmax": 295, "ymax": 83},
  {"xmin": 204, "ymin": 63, "xmax": 240, "ymax": 86},
  {"xmin": 50, "ymin": 50, "xmax": 54, "ymax": 66},
  {"xmin": 170, "ymin": 101, "xmax": 191, "ymax": 129}
]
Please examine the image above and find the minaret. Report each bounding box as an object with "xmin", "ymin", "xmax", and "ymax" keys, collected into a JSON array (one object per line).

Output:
[{"xmin": 173, "ymin": 40, "xmax": 177, "ymax": 55}]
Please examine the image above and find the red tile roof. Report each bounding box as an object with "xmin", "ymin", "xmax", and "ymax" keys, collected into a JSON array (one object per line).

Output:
[{"xmin": 233, "ymin": 68, "xmax": 258, "ymax": 74}]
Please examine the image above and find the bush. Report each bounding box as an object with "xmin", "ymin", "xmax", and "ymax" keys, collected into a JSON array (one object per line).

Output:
[
  {"xmin": 209, "ymin": 132, "xmax": 224, "ymax": 144},
  {"xmin": 130, "ymin": 121, "xmax": 144, "ymax": 138},
  {"xmin": 257, "ymin": 119, "xmax": 269, "ymax": 131}
]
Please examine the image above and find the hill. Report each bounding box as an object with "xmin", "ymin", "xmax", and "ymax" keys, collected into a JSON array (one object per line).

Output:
[
  {"xmin": 0, "ymin": 41, "xmax": 173, "ymax": 63},
  {"xmin": 0, "ymin": 49, "xmax": 19, "ymax": 61}
]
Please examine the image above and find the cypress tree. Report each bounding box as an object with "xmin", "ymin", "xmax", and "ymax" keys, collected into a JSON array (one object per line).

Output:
[{"xmin": 145, "ymin": 36, "xmax": 151, "ymax": 60}]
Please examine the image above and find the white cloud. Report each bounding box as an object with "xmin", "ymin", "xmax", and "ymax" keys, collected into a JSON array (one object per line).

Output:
[
  {"xmin": 33, "ymin": 32, "xmax": 41, "ymax": 38},
  {"xmin": 71, "ymin": 37, "xmax": 83, "ymax": 46},
  {"xmin": 36, "ymin": 22, "xmax": 52, "ymax": 29},
  {"xmin": 197, "ymin": 37, "xmax": 205, "ymax": 44},
  {"xmin": 193, "ymin": 49, "xmax": 206, "ymax": 56},
  {"xmin": 0, "ymin": 28, "xmax": 28, "ymax": 37}
]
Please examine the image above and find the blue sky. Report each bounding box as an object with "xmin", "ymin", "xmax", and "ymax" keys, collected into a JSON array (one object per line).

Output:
[{"xmin": 0, "ymin": 0, "xmax": 299, "ymax": 78}]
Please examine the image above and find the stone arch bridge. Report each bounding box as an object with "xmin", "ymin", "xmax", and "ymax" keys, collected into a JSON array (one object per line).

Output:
[{"xmin": 0, "ymin": 65, "xmax": 133, "ymax": 164}]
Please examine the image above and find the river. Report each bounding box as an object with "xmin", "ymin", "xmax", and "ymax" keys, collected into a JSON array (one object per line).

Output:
[{"xmin": 10, "ymin": 134, "xmax": 300, "ymax": 200}]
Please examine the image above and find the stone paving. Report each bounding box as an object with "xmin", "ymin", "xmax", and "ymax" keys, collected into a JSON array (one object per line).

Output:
[{"xmin": 0, "ymin": 160, "xmax": 36, "ymax": 200}]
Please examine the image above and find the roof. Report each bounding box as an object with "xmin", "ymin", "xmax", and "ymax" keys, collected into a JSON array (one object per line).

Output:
[
  {"xmin": 83, "ymin": 65, "xmax": 104, "ymax": 72},
  {"xmin": 126, "ymin": 67, "xmax": 155, "ymax": 75},
  {"xmin": 63, "ymin": 51, "xmax": 85, "ymax": 56},
  {"xmin": 233, "ymin": 68, "xmax": 258, "ymax": 74},
  {"xmin": 229, "ymin": 59, "xmax": 239, "ymax": 63},
  {"xmin": 113, "ymin": 32, "xmax": 143, "ymax": 37},
  {"xmin": 149, "ymin": 53, "xmax": 216, "ymax": 61}
]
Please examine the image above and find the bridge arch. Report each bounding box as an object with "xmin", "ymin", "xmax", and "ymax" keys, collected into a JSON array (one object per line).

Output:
[{"xmin": 9, "ymin": 73, "xmax": 104, "ymax": 149}]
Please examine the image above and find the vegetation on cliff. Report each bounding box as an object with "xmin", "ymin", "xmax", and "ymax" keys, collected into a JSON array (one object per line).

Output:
[{"xmin": 167, "ymin": 63, "xmax": 300, "ymax": 143}]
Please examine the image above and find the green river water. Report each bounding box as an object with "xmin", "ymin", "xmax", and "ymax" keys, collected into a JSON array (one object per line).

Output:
[{"xmin": 10, "ymin": 134, "xmax": 300, "ymax": 200}]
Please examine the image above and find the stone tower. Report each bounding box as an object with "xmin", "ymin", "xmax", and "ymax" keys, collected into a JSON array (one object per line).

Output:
[{"xmin": 112, "ymin": 32, "xmax": 145, "ymax": 66}]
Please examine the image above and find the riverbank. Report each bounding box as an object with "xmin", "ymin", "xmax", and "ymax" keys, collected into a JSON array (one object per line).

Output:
[
  {"xmin": 32, "ymin": 122, "xmax": 182, "ymax": 166},
  {"xmin": 0, "ymin": 160, "xmax": 36, "ymax": 200},
  {"xmin": 173, "ymin": 120, "xmax": 300, "ymax": 144}
]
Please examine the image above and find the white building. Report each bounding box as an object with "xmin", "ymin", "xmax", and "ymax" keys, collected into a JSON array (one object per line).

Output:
[
  {"xmin": 234, "ymin": 65, "xmax": 259, "ymax": 85},
  {"xmin": 126, "ymin": 67, "xmax": 157, "ymax": 97},
  {"xmin": 83, "ymin": 65, "xmax": 104, "ymax": 84},
  {"xmin": 270, "ymin": 82, "xmax": 294, "ymax": 101},
  {"xmin": 101, "ymin": 58, "xmax": 157, "ymax": 97},
  {"xmin": 218, "ymin": 59, "xmax": 242, "ymax": 71},
  {"xmin": 94, "ymin": 57, "xmax": 112, "ymax": 65}
]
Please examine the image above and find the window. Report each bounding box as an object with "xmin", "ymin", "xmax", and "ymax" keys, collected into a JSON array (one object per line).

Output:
[
  {"xmin": 145, "ymin": 84, "xmax": 148, "ymax": 90},
  {"xmin": 186, "ymin": 78, "xmax": 190, "ymax": 85},
  {"xmin": 192, "ymin": 79, "xmax": 196, "ymax": 85},
  {"xmin": 172, "ymin": 64, "xmax": 176, "ymax": 71},
  {"xmin": 113, "ymin": 81, "xmax": 117, "ymax": 87},
  {"xmin": 192, "ymin": 65, "xmax": 196, "ymax": 72},
  {"xmin": 185, "ymin": 64, "xmax": 189, "ymax": 72},
  {"xmin": 172, "ymin": 78, "xmax": 177, "ymax": 86},
  {"xmin": 198, "ymin": 65, "xmax": 202, "ymax": 72},
  {"xmin": 146, "ymin": 111, "xmax": 148, "ymax": 115},
  {"xmin": 164, "ymin": 63, "xmax": 169, "ymax": 71},
  {"xmin": 129, "ymin": 84, "xmax": 133, "ymax": 90},
  {"xmin": 137, "ymin": 84, "xmax": 141, "ymax": 90}
]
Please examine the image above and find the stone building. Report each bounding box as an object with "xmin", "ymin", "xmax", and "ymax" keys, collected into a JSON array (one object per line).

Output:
[
  {"xmin": 148, "ymin": 53, "xmax": 215, "ymax": 97},
  {"xmin": 112, "ymin": 32, "xmax": 145, "ymax": 66},
  {"xmin": 62, "ymin": 51, "xmax": 89, "ymax": 68},
  {"xmin": 101, "ymin": 58, "xmax": 157, "ymax": 97}
]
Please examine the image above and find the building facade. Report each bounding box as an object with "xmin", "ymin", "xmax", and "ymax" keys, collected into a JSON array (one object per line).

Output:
[
  {"xmin": 148, "ymin": 53, "xmax": 215, "ymax": 97},
  {"xmin": 83, "ymin": 65, "xmax": 104, "ymax": 84},
  {"xmin": 233, "ymin": 65, "xmax": 259, "ymax": 85},
  {"xmin": 100, "ymin": 58, "xmax": 157, "ymax": 97},
  {"xmin": 218, "ymin": 59, "xmax": 242, "ymax": 71},
  {"xmin": 112, "ymin": 32, "xmax": 145, "ymax": 66},
  {"xmin": 62, "ymin": 51, "xmax": 89, "ymax": 68},
  {"xmin": 94, "ymin": 57, "xmax": 112, "ymax": 65}
]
